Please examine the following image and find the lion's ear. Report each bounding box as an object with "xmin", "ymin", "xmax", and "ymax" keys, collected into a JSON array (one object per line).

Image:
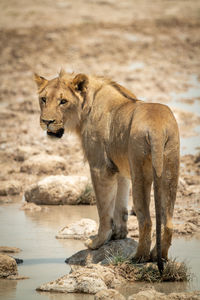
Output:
[
  {"xmin": 34, "ymin": 73, "xmax": 48, "ymax": 89},
  {"xmin": 72, "ymin": 74, "xmax": 89, "ymax": 94}
]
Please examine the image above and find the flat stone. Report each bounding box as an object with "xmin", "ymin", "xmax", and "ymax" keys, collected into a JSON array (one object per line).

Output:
[
  {"xmin": 37, "ymin": 264, "xmax": 114, "ymax": 294},
  {"xmin": 20, "ymin": 202, "xmax": 42, "ymax": 211},
  {"xmin": 0, "ymin": 247, "xmax": 21, "ymax": 254},
  {"xmin": 25, "ymin": 175, "xmax": 94, "ymax": 205},
  {"xmin": 56, "ymin": 218, "xmax": 97, "ymax": 240},
  {"xmin": 20, "ymin": 154, "xmax": 67, "ymax": 174},
  {"xmin": 95, "ymin": 289, "xmax": 125, "ymax": 300},
  {"xmin": 0, "ymin": 254, "xmax": 18, "ymax": 278},
  {"xmin": 65, "ymin": 238, "xmax": 137, "ymax": 266},
  {"xmin": 128, "ymin": 288, "xmax": 200, "ymax": 300},
  {"xmin": 6, "ymin": 274, "xmax": 29, "ymax": 280},
  {"xmin": 14, "ymin": 258, "xmax": 23, "ymax": 265}
]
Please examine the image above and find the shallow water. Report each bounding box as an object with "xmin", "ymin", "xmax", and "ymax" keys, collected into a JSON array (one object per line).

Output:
[
  {"xmin": 0, "ymin": 204, "xmax": 97, "ymax": 300},
  {"xmin": 0, "ymin": 75, "xmax": 200, "ymax": 299},
  {"xmin": 170, "ymin": 74, "xmax": 200, "ymax": 155},
  {"xmin": 0, "ymin": 204, "xmax": 199, "ymax": 300}
]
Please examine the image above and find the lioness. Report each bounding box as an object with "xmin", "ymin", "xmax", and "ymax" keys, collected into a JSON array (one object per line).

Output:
[{"xmin": 34, "ymin": 70, "xmax": 179, "ymax": 273}]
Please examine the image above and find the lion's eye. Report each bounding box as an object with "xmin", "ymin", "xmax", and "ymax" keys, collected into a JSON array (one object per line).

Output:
[
  {"xmin": 41, "ymin": 97, "xmax": 46, "ymax": 103},
  {"xmin": 60, "ymin": 99, "xmax": 68, "ymax": 105}
]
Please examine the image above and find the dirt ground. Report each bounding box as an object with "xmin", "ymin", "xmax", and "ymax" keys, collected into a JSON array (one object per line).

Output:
[{"xmin": 0, "ymin": 0, "xmax": 200, "ymax": 238}]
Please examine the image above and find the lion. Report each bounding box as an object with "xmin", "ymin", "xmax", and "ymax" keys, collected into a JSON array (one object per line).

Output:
[{"xmin": 34, "ymin": 70, "xmax": 180, "ymax": 273}]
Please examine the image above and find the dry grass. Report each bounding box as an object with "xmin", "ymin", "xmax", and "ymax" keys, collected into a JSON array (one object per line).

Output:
[
  {"xmin": 162, "ymin": 259, "xmax": 190, "ymax": 282},
  {"xmin": 109, "ymin": 258, "xmax": 191, "ymax": 283}
]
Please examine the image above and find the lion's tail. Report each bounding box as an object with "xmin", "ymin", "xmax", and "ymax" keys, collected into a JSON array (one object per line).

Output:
[{"xmin": 150, "ymin": 132, "xmax": 164, "ymax": 274}]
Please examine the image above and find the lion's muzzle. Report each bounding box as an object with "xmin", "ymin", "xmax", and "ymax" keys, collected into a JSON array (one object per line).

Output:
[
  {"xmin": 47, "ymin": 128, "xmax": 64, "ymax": 138},
  {"xmin": 40, "ymin": 118, "xmax": 64, "ymax": 138}
]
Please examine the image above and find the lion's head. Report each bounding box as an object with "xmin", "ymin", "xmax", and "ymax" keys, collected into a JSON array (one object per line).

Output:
[{"xmin": 34, "ymin": 70, "xmax": 88, "ymax": 138}]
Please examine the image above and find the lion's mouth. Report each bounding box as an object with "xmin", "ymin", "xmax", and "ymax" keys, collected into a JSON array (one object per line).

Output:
[{"xmin": 47, "ymin": 128, "xmax": 64, "ymax": 138}]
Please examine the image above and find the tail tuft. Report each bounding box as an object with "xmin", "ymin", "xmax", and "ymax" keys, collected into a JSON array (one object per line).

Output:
[{"xmin": 158, "ymin": 258, "xmax": 164, "ymax": 275}]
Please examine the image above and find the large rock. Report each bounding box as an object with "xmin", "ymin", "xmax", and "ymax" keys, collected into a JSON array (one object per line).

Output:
[
  {"xmin": 20, "ymin": 154, "xmax": 67, "ymax": 174},
  {"xmin": 0, "ymin": 254, "xmax": 18, "ymax": 278},
  {"xmin": 25, "ymin": 175, "xmax": 94, "ymax": 205},
  {"xmin": 0, "ymin": 180, "xmax": 21, "ymax": 196},
  {"xmin": 128, "ymin": 288, "xmax": 200, "ymax": 300},
  {"xmin": 0, "ymin": 247, "xmax": 21, "ymax": 254},
  {"xmin": 37, "ymin": 264, "xmax": 123, "ymax": 294},
  {"xmin": 95, "ymin": 289, "xmax": 125, "ymax": 300},
  {"xmin": 56, "ymin": 219, "xmax": 97, "ymax": 240},
  {"xmin": 65, "ymin": 238, "xmax": 137, "ymax": 266}
]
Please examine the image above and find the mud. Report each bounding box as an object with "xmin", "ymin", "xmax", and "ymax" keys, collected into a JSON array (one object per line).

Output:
[
  {"xmin": 0, "ymin": 0, "xmax": 200, "ymax": 235},
  {"xmin": 0, "ymin": 0, "xmax": 200, "ymax": 299}
]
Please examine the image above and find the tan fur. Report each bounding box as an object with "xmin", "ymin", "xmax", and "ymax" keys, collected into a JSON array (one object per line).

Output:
[{"xmin": 34, "ymin": 71, "xmax": 180, "ymax": 272}]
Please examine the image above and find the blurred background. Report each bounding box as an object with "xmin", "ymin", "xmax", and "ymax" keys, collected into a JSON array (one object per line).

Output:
[
  {"xmin": 0, "ymin": 1, "xmax": 200, "ymax": 300},
  {"xmin": 0, "ymin": 0, "xmax": 200, "ymax": 156}
]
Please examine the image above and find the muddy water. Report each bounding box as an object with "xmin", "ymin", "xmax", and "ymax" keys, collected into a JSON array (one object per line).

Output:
[{"xmin": 0, "ymin": 203, "xmax": 200, "ymax": 300}]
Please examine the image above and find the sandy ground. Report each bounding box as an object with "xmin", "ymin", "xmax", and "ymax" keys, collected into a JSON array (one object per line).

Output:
[{"xmin": 0, "ymin": 0, "xmax": 200, "ymax": 238}]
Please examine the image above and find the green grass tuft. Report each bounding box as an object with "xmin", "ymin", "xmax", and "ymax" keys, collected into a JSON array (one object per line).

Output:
[{"xmin": 105, "ymin": 249, "xmax": 129, "ymax": 265}]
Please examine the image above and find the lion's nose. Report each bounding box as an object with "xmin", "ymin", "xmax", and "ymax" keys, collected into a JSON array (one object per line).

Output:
[{"xmin": 42, "ymin": 119, "xmax": 55, "ymax": 125}]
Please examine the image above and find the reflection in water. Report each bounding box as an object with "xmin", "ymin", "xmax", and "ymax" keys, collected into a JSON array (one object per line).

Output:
[
  {"xmin": 169, "ymin": 237, "xmax": 200, "ymax": 292},
  {"xmin": 119, "ymin": 281, "xmax": 188, "ymax": 297},
  {"xmin": 37, "ymin": 291, "xmax": 94, "ymax": 300},
  {"xmin": 0, "ymin": 203, "xmax": 96, "ymax": 300},
  {"xmin": 0, "ymin": 203, "xmax": 199, "ymax": 300},
  {"xmin": 0, "ymin": 279, "xmax": 17, "ymax": 300},
  {"xmin": 23, "ymin": 204, "xmax": 98, "ymax": 231}
]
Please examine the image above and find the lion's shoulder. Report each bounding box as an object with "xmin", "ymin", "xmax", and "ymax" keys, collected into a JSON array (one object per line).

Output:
[
  {"xmin": 89, "ymin": 75, "xmax": 137, "ymax": 102},
  {"xmin": 109, "ymin": 81, "xmax": 138, "ymax": 102}
]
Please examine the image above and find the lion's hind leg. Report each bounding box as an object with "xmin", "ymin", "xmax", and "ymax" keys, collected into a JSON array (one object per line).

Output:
[
  {"xmin": 112, "ymin": 175, "xmax": 130, "ymax": 240},
  {"xmin": 130, "ymin": 155, "xmax": 153, "ymax": 263},
  {"xmin": 150, "ymin": 146, "xmax": 179, "ymax": 261}
]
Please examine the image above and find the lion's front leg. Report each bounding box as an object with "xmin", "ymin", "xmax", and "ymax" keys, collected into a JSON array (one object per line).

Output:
[
  {"xmin": 112, "ymin": 175, "xmax": 130, "ymax": 240},
  {"xmin": 85, "ymin": 167, "xmax": 117, "ymax": 250}
]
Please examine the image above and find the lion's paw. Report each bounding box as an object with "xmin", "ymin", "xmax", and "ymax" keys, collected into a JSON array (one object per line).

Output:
[
  {"xmin": 150, "ymin": 248, "xmax": 157, "ymax": 262},
  {"xmin": 84, "ymin": 235, "xmax": 104, "ymax": 250},
  {"xmin": 131, "ymin": 253, "xmax": 150, "ymax": 264},
  {"xmin": 111, "ymin": 225, "xmax": 128, "ymax": 240},
  {"xmin": 85, "ymin": 230, "xmax": 112, "ymax": 249}
]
